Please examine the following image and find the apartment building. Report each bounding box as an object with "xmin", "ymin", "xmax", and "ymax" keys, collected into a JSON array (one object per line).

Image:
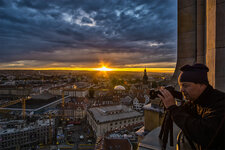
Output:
[
  {"xmin": 0, "ymin": 119, "xmax": 55, "ymax": 150},
  {"xmin": 87, "ymin": 105, "xmax": 143, "ymax": 137}
]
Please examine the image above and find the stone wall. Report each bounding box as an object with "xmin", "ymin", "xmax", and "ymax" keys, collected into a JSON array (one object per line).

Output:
[
  {"xmin": 215, "ymin": 0, "xmax": 225, "ymax": 91},
  {"xmin": 173, "ymin": 0, "xmax": 225, "ymax": 92}
]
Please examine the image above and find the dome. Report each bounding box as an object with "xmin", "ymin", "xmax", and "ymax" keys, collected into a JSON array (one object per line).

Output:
[{"xmin": 114, "ymin": 85, "xmax": 126, "ymax": 90}]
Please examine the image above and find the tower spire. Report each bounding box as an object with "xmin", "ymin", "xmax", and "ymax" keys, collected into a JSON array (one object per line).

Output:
[{"xmin": 143, "ymin": 67, "xmax": 148, "ymax": 84}]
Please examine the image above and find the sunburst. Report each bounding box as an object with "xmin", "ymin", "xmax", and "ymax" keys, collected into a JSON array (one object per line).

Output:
[{"xmin": 96, "ymin": 66, "xmax": 112, "ymax": 71}]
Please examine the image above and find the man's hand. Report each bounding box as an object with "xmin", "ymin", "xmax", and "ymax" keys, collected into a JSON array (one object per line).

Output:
[{"xmin": 158, "ymin": 87, "xmax": 176, "ymax": 108}]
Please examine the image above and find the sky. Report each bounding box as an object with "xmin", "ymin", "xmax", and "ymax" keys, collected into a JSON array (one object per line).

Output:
[{"xmin": 0, "ymin": 0, "xmax": 177, "ymax": 71}]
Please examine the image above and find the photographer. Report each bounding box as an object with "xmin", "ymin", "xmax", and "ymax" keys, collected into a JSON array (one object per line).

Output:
[{"xmin": 158, "ymin": 64, "xmax": 225, "ymax": 150}]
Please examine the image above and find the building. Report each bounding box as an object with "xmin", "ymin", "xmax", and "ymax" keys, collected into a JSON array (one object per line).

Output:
[
  {"xmin": 120, "ymin": 96, "xmax": 133, "ymax": 106},
  {"xmin": 92, "ymin": 94, "xmax": 115, "ymax": 106},
  {"xmin": 0, "ymin": 86, "xmax": 31, "ymax": 97},
  {"xmin": 0, "ymin": 119, "xmax": 55, "ymax": 150},
  {"xmin": 94, "ymin": 88, "xmax": 110, "ymax": 97},
  {"xmin": 113, "ymin": 85, "xmax": 127, "ymax": 103},
  {"xmin": 132, "ymin": 94, "xmax": 150, "ymax": 111},
  {"xmin": 62, "ymin": 97, "xmax": 88, "ymax": 120},
  {"xmin": 87, "ymin": 105, "xmax": 144, "ymax": 137},
  {"xmin": 128, "ymin": 68, "xmax": 151, "ymax": 96},
  {"xmin": 49, "ymin": 87, "xmax": 88, "ymax": 98}
]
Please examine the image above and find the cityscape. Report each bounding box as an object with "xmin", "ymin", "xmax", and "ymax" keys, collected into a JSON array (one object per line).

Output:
[
  {"xmin": 0, "ymin": 69, "xmax": 172, "ymax": 150},
  {"xmin": 1, "ymin": 0, "xmax": 224, "ymax": 150},
  {"xmin": 1, "ymin": 0, "xmax": 178, "ymax": 149}
]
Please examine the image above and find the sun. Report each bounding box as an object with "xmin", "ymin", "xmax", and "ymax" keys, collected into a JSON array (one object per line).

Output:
[{"xmin": 96, "ymin": 66, "xmax": 112, "ymax": 71}]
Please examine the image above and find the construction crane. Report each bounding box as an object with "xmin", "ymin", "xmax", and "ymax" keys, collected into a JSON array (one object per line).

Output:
[
  {"xmin": 48, "ymin": 113, "xmax": 70, "ymax": 145},
  {"xmin": 37, "ymin": 86, "xmax": 72, "ymax": 145},
  {"xmin": 0, "ymin": 95, "xmax": 67, "ymax": 146},
  {"xmin": 43, "ymin": 113, "xmax": 67, "ymax": 145},
  {"xmin": 0, "ymin": 96, "xmax": 31, "ymax": 119},
  {"xmin": 29, "ymin": 113, "xmax": 55, "ymax": 146}
]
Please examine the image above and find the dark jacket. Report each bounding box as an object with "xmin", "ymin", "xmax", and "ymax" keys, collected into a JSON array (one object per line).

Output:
[{"xmin": 168, "ymin": 85, "xmax": 225, "ymax": 150}]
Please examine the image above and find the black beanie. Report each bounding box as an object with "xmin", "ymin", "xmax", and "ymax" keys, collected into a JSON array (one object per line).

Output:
[{"xmin": 178, "ymin": 63, "xmax": 209, "ymax": 84}]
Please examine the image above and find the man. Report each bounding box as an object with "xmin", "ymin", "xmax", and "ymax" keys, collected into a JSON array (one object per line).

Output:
[{"xmin": 158, "ymin": 64, "xmax": 225, "ymax": 150}]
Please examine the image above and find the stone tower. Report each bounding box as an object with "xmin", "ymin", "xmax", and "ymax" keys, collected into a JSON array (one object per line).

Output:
[
  {"xmin": 172, "ymin": 0, "xmax": 225, "ymax": 92},
  {"xmin": 143, "ymin": 67, "xmax": 148, "ymax": 84}
]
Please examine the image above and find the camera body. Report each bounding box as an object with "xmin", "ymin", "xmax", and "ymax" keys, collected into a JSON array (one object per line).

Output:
[{"xmin": 149, "ymin": 86, "xmax": 183, "ymax": 100}]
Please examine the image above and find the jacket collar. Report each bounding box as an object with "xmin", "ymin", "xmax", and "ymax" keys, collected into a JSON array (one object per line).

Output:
[{"xmin": 193, "ymin": 85, "xmax": 214, "ymax": 107}]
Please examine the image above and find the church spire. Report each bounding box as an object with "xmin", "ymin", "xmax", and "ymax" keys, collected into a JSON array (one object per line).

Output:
[{"xmin": 143, "ymin": 67, "xmax": 148, "ymax": 84}]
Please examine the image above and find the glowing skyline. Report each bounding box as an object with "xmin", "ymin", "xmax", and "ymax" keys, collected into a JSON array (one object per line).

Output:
[{"xmin": 0, "ymin": 67, "xmax": 175, "ymax": 73}]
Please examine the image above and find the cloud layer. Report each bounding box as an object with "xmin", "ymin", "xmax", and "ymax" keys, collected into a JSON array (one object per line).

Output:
[{"xmin": 0, "ymin": 0, "xmax": 177, "ymax": 69}]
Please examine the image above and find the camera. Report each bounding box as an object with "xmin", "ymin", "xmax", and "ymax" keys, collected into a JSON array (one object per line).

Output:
[{"xmin": 149, "ymin": 86, "xmax": 183, "ymax": 100}]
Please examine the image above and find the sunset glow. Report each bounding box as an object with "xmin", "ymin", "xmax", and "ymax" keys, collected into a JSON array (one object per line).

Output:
[
  {"xmin": 1, "ymin": 67, "xmax": 175, "ymax": 73},
  {"xmin": 96, "ymin": 66, "xmax": 113, "ymax": 71}
]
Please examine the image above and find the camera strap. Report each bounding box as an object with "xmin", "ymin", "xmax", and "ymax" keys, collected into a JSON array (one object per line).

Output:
[{"xmin": 159, "ymin": 111, "xmax": 174, "ymax": 149}]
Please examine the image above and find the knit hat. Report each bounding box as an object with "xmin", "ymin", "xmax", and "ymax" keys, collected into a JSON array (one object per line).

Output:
[{"xmin": 178, "ymin": 63, "xmax": 209, "ymax": 84}]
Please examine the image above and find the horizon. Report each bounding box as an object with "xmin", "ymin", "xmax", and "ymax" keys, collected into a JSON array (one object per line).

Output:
[{"xmin": 0, "ymin": 67, "xmax": 175, "ymax": 73}]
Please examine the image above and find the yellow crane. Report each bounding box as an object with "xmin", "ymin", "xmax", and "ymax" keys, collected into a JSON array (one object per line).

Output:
[
  {"xmin": 47, "ymin": 113, "xmax": 70, "ymax": 145},
  {"xmin": 44, "ymin": 113, "xmax": 67, "ymax": 145},
  {"xmin": 0, "ymin": 95, "xmax": 66, "ymax": 146},
  {"xmin": 0, "ymin": 96, "xmax": 31, "ymax": 119}
]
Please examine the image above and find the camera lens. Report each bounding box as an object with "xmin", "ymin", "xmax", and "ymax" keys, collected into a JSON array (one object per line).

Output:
[{"xmin": 149, "ymin": 86, "xmax": 183, "ymax": 100}]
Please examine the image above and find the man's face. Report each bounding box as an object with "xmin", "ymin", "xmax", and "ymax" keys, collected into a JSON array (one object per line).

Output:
[{"xmin": 179, "ymin": 82, "xmax": 205, "ymax": 101}]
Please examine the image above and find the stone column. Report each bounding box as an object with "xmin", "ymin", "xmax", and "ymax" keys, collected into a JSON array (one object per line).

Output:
[
  {"xmin": 172, "ymin": 0, "xmax": 197, "ymax": 82},
  {"xmin": 172, "ymin": 0, "xmax": 225, "ymax": 92},
  {"xmin": 206, "ymin": 0, "xmax": 225, "ymax": 91},
  {"xmin": 196, "ymin": 0, "xmax": 206, "ymax": 63},
  {"xmin": 215, "ymin": 0, "xmax": 225, "ymax": 91},
  {"xmin": 206, "ymin": 0, "xmax": 216, "ymax": 88}
]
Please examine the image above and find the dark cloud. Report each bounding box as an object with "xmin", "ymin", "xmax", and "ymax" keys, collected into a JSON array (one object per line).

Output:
[
  {"xmin": 16, "ymin": 0, "xmax": 52, "ymax": 10},
  {"xmin": 81, "ymin": 17, "xmax": 93, "ymax": 24},
  {"xmin": 0, "ymin": 0, "xmax": 177, "ymax": 68}
]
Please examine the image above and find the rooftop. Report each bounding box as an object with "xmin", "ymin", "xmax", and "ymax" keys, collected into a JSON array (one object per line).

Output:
[
  {"xmin": 143, "ymin": 103, "xmax": 164, "ymax": 113},
  {"xmin": 138, "ymin": 124, "xmax": 191, "ymax": 150},
  {"xmin": 114, "ymin": 85, "xmax": 126, "ymax": 90},
  {"xmin": 88, "ymin": 105, "xmax": 142, "ymax": 123},
  {"xmin": 31, "ymin": 93, "xmax": 55, "ymax": 100}
]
